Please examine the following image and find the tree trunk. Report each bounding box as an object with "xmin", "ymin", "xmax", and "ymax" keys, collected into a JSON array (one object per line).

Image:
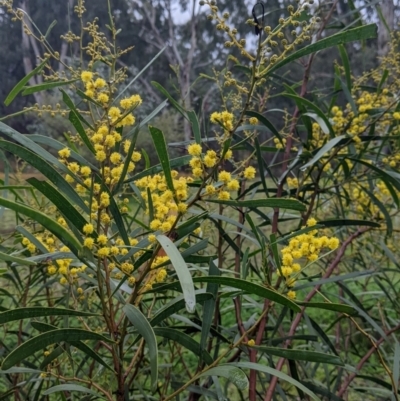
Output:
[
  {"xmin": 20, "ymin": 0, "xmax": 42, "ymax": 104},
  {"xmin": 378, "ymin": 1, "xmax": 394, "ymax": 57}
]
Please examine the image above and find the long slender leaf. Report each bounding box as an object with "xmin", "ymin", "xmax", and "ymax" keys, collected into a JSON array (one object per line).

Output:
[
  {"xmin": 193, "ymin": 276, "xmax": 300, "ymax": 312},
  {"xmin": 123, "ymin": 304, "xmax": 158, "ymax": 389},
  {"xmin": 156, "ymin": 234, "xmax": 196, "ymax": 313},
  {"xmin": 2, "ymin": 329, "xmax": 112, "ymax": 370}
]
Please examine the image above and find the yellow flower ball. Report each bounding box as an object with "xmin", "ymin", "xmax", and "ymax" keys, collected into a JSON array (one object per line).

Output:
[
  {"xmin": 81, "ymin": 70, "xmax": 93, "ymax": 83},
  {"xmin": 243, "ymin": 166, "xmax": 256, "ymax": 179},
  {"xmin": 188, "ymin": 143, "xmax": 202, "ymax": 156}
]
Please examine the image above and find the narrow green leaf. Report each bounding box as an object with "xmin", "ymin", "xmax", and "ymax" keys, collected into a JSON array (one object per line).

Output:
[
  {"xmin": 296, "ymin": 302, "xmax": 356, "ymax": 315},
  {"xmin": 150, "ymin": 292, "xmax": 213, "ymax": 327},
  {"xmin": 318, "ymin": 219, "xmax": 380, "ymax": 228},
  {"xmin": 149, "ymin": 126, "xmax": 174, "ymax": 193},
  {"xmin": 43, "ymin": 384, "xmax": 101, "ymax": 397},
  {"xmin": 154, "ymin": 328, "xmax": 213, "ymax": 365},
  {"xmin": 0, "ymin": 251, "xmax": 36, "ymax": 266},
  {"xmin": 31, "ymin": 321, "xmax": 114, "ymax": 373},
  {"xmin": 198, "ymin": 365, "xmax": 248, "ymax": 391},
  {"xmin": 301, "ymin": 136, "xmax": 347, "ymax": 171},
  {"xmin": 29, "ymin": 134, "xmax": 98, "ymax": 171},
  {"xmin": 0, "ymin": 197, "xmax": 82, "ymax": 255},
  {"xmin": 4, "ymin": 58, "xmax": 48, "ymax": 105},
  {"xmin": 156, "ymin": 234, "xmax": 196, "ymax": 313},
  {"xmin": 126, "ymin": 155, "xmax": 191, "ymax": 183},
  {"xmin": 0, "ymin": 307, "xmax": 98, "ymax": 325},
  {"xmin": 27, "ymin": 178, "xmax": 88, "ymax": 233},
  {"xmin": 22, "ymin": 79, "xmax": 77, "ymax": 96},
  {"xmin": 245, "ymin": 111, "xmax": 284, "ymax": 146},
  {"xmin": 152, "ymin": 82, "xmax": 187, "ymax": 118},
  {"xmin": 200, "ymin": 260, "xmax": 219, "ymax": 353},
  {"xmin": 0, "ymin": 140, "xmax": 88, "ymax": 212},
  {"xmin": 234, "ymin": 362, "xmax": 321, "ymax": 400},
  {"xmin": 187, "ymin": 110, "xmax": 201, "ymax": 144},
  {"xmin": 263, "ymin": 24, "xmax": 377, "ymax": 76},
  {"xmin": 285, "ymin": 94, "xmax": 335, "ymax": 138},
  {"xmin": 69, "ymin": 111, "xmax": 96, "ymax": 154},
  {"xmin": 207, "ymin": 198, "xmax": 306, "ymax": 212},
  {"xmin": 193, "ymin": 276, "xmax": 300, "ymax": 312},
  {"xmin": 61, "ymin": 89, "xmax": 93, "ymax": 129},
  {"xmin": 2, "ymin": 329, "xmax": 112, "ymax": 370},
  {"xmin": 338, "ymin": 45, "xmax": 352, "ymax": 92},
  {"xmin": 123, "ymin": 304, "xmax": 158, "ymax": 390},
  {"xmin": 253, "ymin": 345, "xmax": 343, "ymax": 365}
]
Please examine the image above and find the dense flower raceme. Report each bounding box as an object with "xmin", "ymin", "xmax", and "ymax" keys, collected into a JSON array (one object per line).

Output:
[{"xmin": 278, "ymin": 218, "xmax": 340, "ymax": 299}]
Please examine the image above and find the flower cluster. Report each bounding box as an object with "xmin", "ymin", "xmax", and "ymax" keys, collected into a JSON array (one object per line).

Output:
[{"xmin": 278, "ymin": 218, "xmax": 340, "ymax": 299}]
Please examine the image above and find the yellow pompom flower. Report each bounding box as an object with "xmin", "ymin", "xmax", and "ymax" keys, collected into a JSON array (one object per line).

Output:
[
  {"xmin": 83, "ymin": 237, "xmax": 94, "ymax": 249},
  {"xmin": 95, "ymin": 150, "xmax": 107, "ymax": 162},
  {"xmin": 287, "ymin": 290, "xmax": 296, "ymax": 299},
  {"xmin": 218, "ymin": 171, "xmax": 231, "ymax": 183},
  {"xmin": 132, "ymin": 151, "xmax": 141, "ymax": 162},
  {"xmin": 97, "ymin": 126, "xmax": 108, "ymax": 136},
  {"xmin": 81, "ymin": 71, "xmax": 93, "ymax": 82},
  {"xmin": 203, "ymin": 154, "xmax": 217, "ymax": 168},
  {"xmin": 98, "ymin": 247, "xmax": 110, "ymax": 257},
  {"xmin": 130, "ymin": 94, "xmax": 142, "ymax": 105},
  {"xmin": 97, "ymin": 93, "xmax": 109, "ymax": 104},
  {"xmin": 120, "ymin": 98, "xmax": 133, "ymax": 109},
  {"xmin": 83, "ymin": 223, "xmax": 94, "ymax": 234},
  {"xmin": 110, "ymin": 152, "xmax": 122, "ymax": 165},
  {"xmin": 243, "ymin": 166, "xmax": 256, "ymax": 179},
  {"xmin": 104, "ymin": 135, "xmax": 116, "ymax": 148},
  {"xmin": 218, "ymin": 190, "xmax": 230, "ymax": 200},
  {"xmin": 188, "ymin": 143, "xmax": 202, "ymax": 156},
  {"xmin": 58, "ymin": 148, "xmax": 71, "ymax": 159},
  {"xmin": 177, "ymin": 203, "xmax": 188, "ymax": 213},
  {"xmin": 247, "ymin": 339, "xmax": 255, "ymax": 346},
  {"xmin": 100, "ymin": 192, "xmax": 110, "ymax": 207},
  {"xmin": 94, "ymin": 78, "xmax": 106, "ymax": 88},
  {"xmin": 192, "ymin": 167, "xmax": 203, "ymax": 177},
  {"xmin": 85, "ymin": 89, "xmax": 95, "ymax": 98},
  {"xmin": 328, "ymin": 237, "xmax": 340, "ymax": 250},
  {"xmin": 108, "ymin": 107, "xmax": 121, "ymax": 120},
  {"xmin": 224, "ymin": 149, "xmax": 233, "ymax": 159},
  {"xmin": 81, "ymin": 166, "xmax": 91, "ymax": 176},
  {"xmin": 205, "ymin": 185, "xmax": 216, "ymax": 195},
  {"xmin": 150, "ymin": 219, "xmax": 162, "ymax": 230},
  {"xmin": 307, "ymin": 218, "xmax": 317, "ymax": 227},
  {"xmin": 227, "ymin": 179, "xmax": 240, "ymax": 191},
  {"xmin": 249, "ymin": 117, "xmax": 258, "ymax": 125}
]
